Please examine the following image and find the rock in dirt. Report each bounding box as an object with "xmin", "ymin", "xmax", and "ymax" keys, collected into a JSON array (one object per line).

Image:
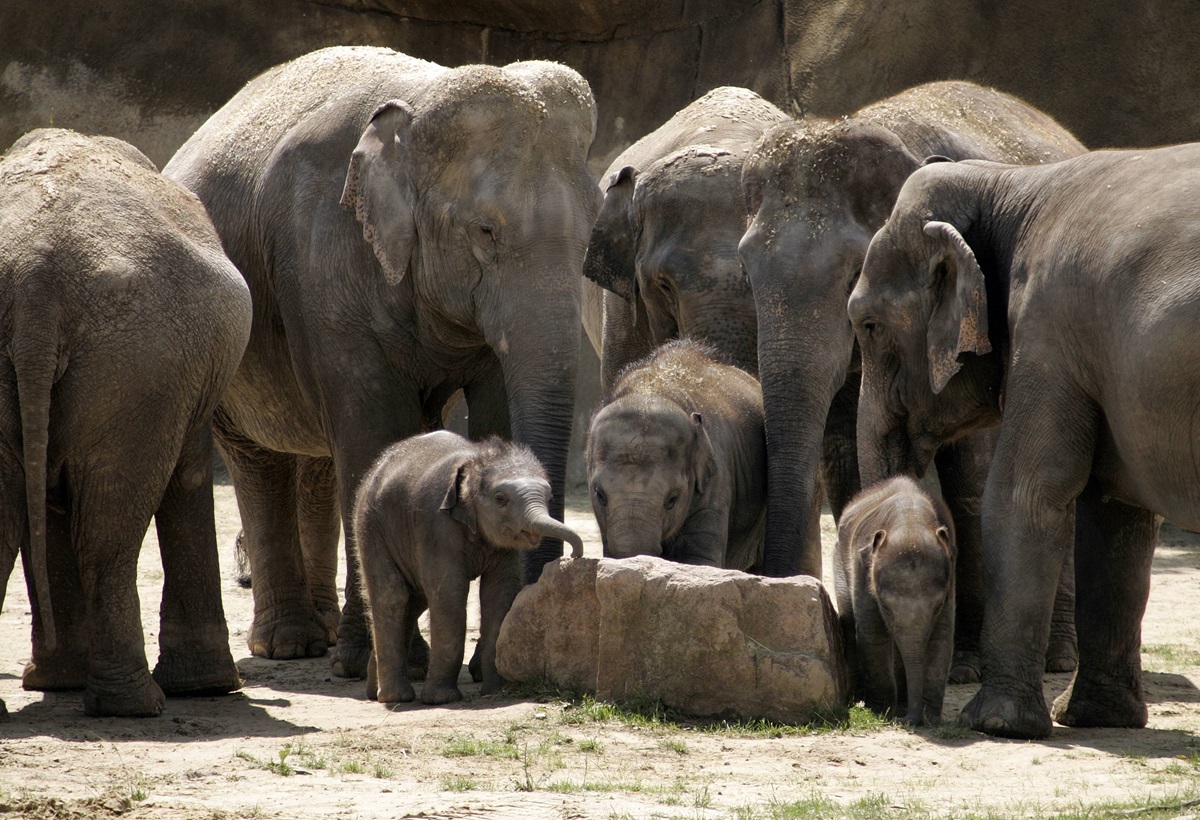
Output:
[{"xmin": 496, "ymin": 556, "xmax": 849, "ymax": 723}]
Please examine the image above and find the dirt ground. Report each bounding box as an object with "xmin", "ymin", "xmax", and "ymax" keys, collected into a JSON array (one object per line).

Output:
[{"xmin": 2, "ymin": 482, "xmax": 1199, "ymax": 819}]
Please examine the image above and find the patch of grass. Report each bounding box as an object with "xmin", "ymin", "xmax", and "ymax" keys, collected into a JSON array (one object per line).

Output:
[
  {"xmin": 440, "ymin": 734, "xmax": 519, "ymax": 760},
  {"xmin": 578, "ymin": 738, "xmax": 601, "ymax": 753},
  {"xmin": 1141, "ymin": 643, "xmax": 1200, "ymax": 670},
  {"xmin": 372, "ymin": 764, "xmax": 393, "ymax": 779},
  {"xmin": 340, "ymin": 760, "xmax": 366, "ymax": 774},
  {"xmin": 658, "ymin": 737, "xmax": 689, "ymax": 755},
  {"xmin": 441, "ymin": 775, "xmax": 478, "ymax": 792}
]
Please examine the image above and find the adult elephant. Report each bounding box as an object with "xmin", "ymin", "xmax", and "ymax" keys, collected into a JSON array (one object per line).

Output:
[
  {"xmin": 848, "ymin": 145, "xmax": 1200, "ymax": 738},
  {"xmin": 165, "ymin": 46, "xmax": 600, "ymax": 678},
  {"xmin": 583, "ymin": 86, "xmax": 791, "ymax": 387},
  {"xmin": 737, "ymin": 81, "xmax": 1084, "ymax": 679},
  {"xmin": 1, "ymin": 129, "xmax": 250, "ymax": 716}
]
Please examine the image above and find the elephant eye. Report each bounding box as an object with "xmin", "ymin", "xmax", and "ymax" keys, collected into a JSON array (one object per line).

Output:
[
  {"xmin": 664, "ymin": 491, "xmax": 680, "ymax": 511},
  {"xmin": 593, "ymin": 486, "xmax": 608, "ymax": 508},
  {"xmin": 493, "ymin": 492, "xmax": 508, "ymax": 507},
  {"xmin": 656, "ymin": 277, "xmax": 674, "ymax": 294}
]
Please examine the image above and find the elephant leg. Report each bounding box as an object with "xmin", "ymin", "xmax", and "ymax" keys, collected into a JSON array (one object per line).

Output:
[
  {"xmin": 856, "ymin": 621, "xmax": 899, "ymax": 717},
  {"xmin": 22, "ymin": 501, "xmax": 88, "ymax": 691},
  {"xmin": 921, "ymin": 591, "xmax": 956, "ymax": 724},
  {"xmin": 934, "ymin": 431, "xmax": 993, "ymax": 684},
  {"xmin": 216, "ymin": 418, "xmax": 328, "ymax": 660},
  {"xmin": 821, "ymin": 379, "xmax": 861, "ymax": 521},
  {"xmin": 359, "ymin": 530, "xmax": 417, "ymax": 704},
  {"xmin": 1051, "ymin": 482, "xmax": 1157, "ymax": 729},
  {"xmin": 72, "ymin": 469, "xmax": 165, "ymax": 717},
  {"xmin": 152, "ymin": 423, "xmax": 241, "ymax": 696},
  {"xmin": 422, "ymin": 573, "xmax": 470, "ymax": 705},
  {"xmin": 959, "ymin": 383, "xmax": 1093, "ymax": 739},
  {"xmin": 477, "ymin": 559, "xmax": 522, "ymax": 695},
  {"xmin": 1046, "ymin": 548, "xmax": 1078, "ymax": 673},
  {"xmin": 296, "ymin": 455, "xmax": 341, "ymax": 644},
  {"xmin": 462, "ymin": 366, "xmax": 511, "ymax": 683}
]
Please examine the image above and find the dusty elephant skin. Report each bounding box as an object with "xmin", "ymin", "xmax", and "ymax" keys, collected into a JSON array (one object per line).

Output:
[
  {"xmin": 849, "ymin": 144, "xmax": 1200, "ymax": 739},
  {"xmin": 738, "ymin": 80, "xmax": 1084, "ymax": 681},
  {"xmin": 0, "ymin": 129, "xmax": 251, "ymax": 717},
  {"xmin": 164, "ymin": 46, "xmax": 601, "ymax": 679},
  {"xmin": 497, "ymin": 556, "xmax": 848, "ymax": 723},
  {"xmin": 354, "ymin": 431, "xmax": 582, "ymax": 705},
  {"xmin": 834, "ymin": 476, "xmax": 955, "ymax": 726},
  {"xmin": 581, "ymin": 86, "xmax": 791, "ymax": 389},
  {"xmin": 586, "ymin": 340, "xmax": 766, "ymax": 571}
]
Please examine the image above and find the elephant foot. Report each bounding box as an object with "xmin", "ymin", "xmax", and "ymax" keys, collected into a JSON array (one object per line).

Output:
[
  {"xmin": 406, "ymin": 632, "xmax": 429, "ymax": 681},
  {"xmin": 421, "ymin": 682, "xmax": 463, "ymax": 705},
  {"xmin": 248, "ymin": 609, "xmax": 329, "ymax": 660},
  {"xmin": 330, "ymin": 611, "xmax": 373, "ymax": 678},
  {"xmin": 467, "ymin": 642, "xmax": 483, "ymax": 684},
  {"xmin": 233, "ymin": 531, "xmax": 252, "ymax": 589},
  {"xmin": 153, "ymin": 647, "xmax": 242, "ymax": 696},
  {"xmin": 367, "ymin": 655, "xmax": 416, "ymax": 704},
  {"xmin": 84, "ymin": 671, "xmax": 165, "ymax": 717},
  {"xmin": 479, "ymin": 674, "xmax": 507, "ymax": 697},
  {"xmin": 1051, "ymin": 674, "xmax": 1147, "ymax": 729},
  {"xmin": 959, "ymin": 683, "xmax": 1052, "ymax": 739},
  {"xmin": 1045, "ymin": 640, "xmax": 1079, "ymax": 674},
  {"xmin": 949, "ymin": 650, "xmax": 981, "ymax": 685},
  {"xmin": 314, "ymin": 601, "xmax": 341, "ymax": 646},
  {"xmin": 23, "ymin": 651, "xmax": 88, "ymax": 691}
]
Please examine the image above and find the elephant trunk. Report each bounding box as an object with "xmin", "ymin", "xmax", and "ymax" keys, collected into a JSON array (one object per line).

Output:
[
  {"xmin": 485, "ymin": 268, "xmax": 582, "ymax": 584},
  {"xmin": 898, "ymin": 637, "xmax": 931, "ymax": 726},
  {"xmin": 521, "ymin": 504, "xmax": 584, "ymax": 559},
  {"xmin": 603, "ymin": 503, "xmax": 666, "ymax": 559},
  {"xmin": 856, "ymin": 359, "xmax": 925, "ymax": 486}
]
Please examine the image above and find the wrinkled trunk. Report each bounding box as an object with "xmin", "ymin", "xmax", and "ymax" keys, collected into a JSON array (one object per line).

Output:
[
  {"xmin": 899, "ymin": 639, "xmax": 929, "ymax": 725},
  {"xmin": 603, "ymin": 503, "xmax": 665, "ymax": 558},
  {"xmin": 484, "ymin": 265, "xmax": 582, "ymax": 585},
  {"xmin": 520, "ymin": 498, "xmax": 584, "ymax": 558},
  {"xmin": 757, "ymin": 321, "xmax": 854, "ymax": 578},
  {"xmin": 856, "ymin": 361, "xmax": 923, "ymax": 487}
]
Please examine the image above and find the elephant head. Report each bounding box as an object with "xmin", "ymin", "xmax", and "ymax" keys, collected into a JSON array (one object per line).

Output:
[
  {"xmin": 341, "ymin": 62, "xmax": 601, "ymax": 578},
  {"xmin": 848, "ymin": 161, "xmax": 1005, "ymax": 485},
  {"xmin": 441, "ymin": 439, "xmax": 584, "ymax": 557},
  {"xmin": 868, "ymin": 521, "xmax": 955, "ymax": 726},
  {"xmin": 584, "ymin": 145, "xmax": 759, "ymax": 373},
  {"xmin": 586, "ymin": 395, "xmax": 715, "ymax": 558},
  {"xmin": 738, "ymin": 120, "xmax": 921, "ymax": 575}
]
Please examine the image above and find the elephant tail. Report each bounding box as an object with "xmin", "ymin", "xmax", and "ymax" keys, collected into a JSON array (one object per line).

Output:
[{"xmin": 14, "ymin": 312, "xmax": 58, "ymax": 654}]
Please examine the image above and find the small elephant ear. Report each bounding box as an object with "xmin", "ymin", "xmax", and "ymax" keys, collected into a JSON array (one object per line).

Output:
[
  {"xmin": 690, "ymin": 412, "xmax": 717, "ymax": 496},
  {"xmin": 439, "ymin": 462, "xmax": 478, "ymax": 534},
  {"xmin": 870, "ymin": 529, "xmax": 888, "ymax": 553},
  {"xmin": 583, "ymin": 165, "xmax": 639, "ymax": 303},
  {"xmin": 923, "ymin": 220, "xmax": 992, "ymax": 394},
  {"xmin": 340, "ymin": 100, "xmax": 418, "ymax": 284}
]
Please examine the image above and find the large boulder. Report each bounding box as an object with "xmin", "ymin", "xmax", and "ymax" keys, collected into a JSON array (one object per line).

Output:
[{"xmin": 497, "ymin": 556, "xmax": 848, "ymax": 723}]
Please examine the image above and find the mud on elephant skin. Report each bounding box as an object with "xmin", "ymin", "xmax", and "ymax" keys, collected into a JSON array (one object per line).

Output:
[
  {"xmin": 165, "ymin": 47, "xmax": 601, "ymax": 679},
  {"xmin": 582, "ymin": 86, "xmax": 791, "ymax": 389},
  {"xmin": 849, "ymin": 144, "xmax": 1200, "ymax": 738},
  {"xmin": 738, "ymin": 80, "xmax": 1084, "ymax": 679},
  {"xmin": 0, "ymin": 129, "xmax": 250, "ymax": 717},
  {"xmin": 355, "ymin": 432, "xmax": 583, "ymax": 705},
  {"xmin": 834, "ymin": 476, "xmax": 955, "ymax": 726},
  {"xmin": 586, "ymin": 340, "xmax": 766, "ymax": 572}
]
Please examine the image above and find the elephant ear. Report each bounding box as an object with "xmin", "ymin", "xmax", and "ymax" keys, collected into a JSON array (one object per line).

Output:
[
  {"xmin": 845, "ymin": 126, "xmax": 922, "ymax": 228},
  {"xmin": 690, "ymin": 412, "xmax": 717, "ymax": 496},
  {"xmin": 583, "ymin": 165, "xmax": 639, "ymax": 303},
  {"xmin": 340, "ymin": 100, "xmax": 418, "ymax": 284},
  {"xmin": 440, "ymin": 461, "xmax": 478, "ymax": 534},
  {"xmin": 923, "ymin": 220, "xmax": 992, "ymax": 394}
]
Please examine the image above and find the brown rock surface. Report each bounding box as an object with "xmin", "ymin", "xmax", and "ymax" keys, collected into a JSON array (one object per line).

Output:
[{"xmin": 497, "ymin": 556, "xmax": 848, "ymax": 723}]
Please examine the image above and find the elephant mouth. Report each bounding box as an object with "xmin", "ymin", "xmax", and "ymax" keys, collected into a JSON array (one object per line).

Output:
[{"xmin": 520, "ymin": 530, "xmax": 541, "ymax": 548}]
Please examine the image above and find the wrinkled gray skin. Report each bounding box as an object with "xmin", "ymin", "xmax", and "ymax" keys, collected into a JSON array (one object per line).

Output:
[
  {"xmin": 0, "ymin": 129, "xmax": 250, "ymax": 716},
  {"xmin": 849, "ymin": 145, "xmax": 1200, "ymax": 739},
  {"xmin": 739, "ymin": 81, "xmax": 1085, "ymax": 680},
  {"xmin": 355, "ymin": 431, "xmax": 582, "ymax": 705},
  {"xmin": 835, "ymin": 476, "xmax": 955, "ymax": 726},
  {"xmin": 582, "ymin": 87, "xmax": 792, "ymax": 388},
  {"xmin": 165, "ymin": 47, "xmax": 600, "ymax": 679},
  {"xmin": 587, "ymin": 340, "xmax": 766, "ymax": 571}
]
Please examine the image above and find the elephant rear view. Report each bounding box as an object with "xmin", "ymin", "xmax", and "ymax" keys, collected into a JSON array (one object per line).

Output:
[
  {"xmin": 164, "ymin": 47, "xmax": 600, "ymax": 678},
  {"xmin": 0, "ymin": 129, "xmax": 251, "ymax": 716}
]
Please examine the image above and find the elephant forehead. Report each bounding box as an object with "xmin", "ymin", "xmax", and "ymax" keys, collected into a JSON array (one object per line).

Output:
[{"xmin": 591, "ymin": 407, "xmax": 692, "ymax": 466}]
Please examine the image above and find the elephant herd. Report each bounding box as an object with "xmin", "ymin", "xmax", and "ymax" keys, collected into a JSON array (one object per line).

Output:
[{"xmin": 1, "ymin": 44, "xmax": 1198, "ymax": 742}]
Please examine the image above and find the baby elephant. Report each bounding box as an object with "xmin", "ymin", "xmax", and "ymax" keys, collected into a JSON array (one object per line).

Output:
[
  {"xmin": 834, "ymin": 476, "xmax": 956, "ymax": 725},
  {"xmin": 586, "ymin": 340, "xmax": 766, "ymax": 571},
  {"xmin": 354, "ymin": 431, "xmax": 584, "ymax": 705}
]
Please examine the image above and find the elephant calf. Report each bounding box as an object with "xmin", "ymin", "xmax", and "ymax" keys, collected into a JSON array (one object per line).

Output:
[
  {"xmin": 586, "ymin": 340, "xmax": 766, "ymax": 571},
  {"xmin": 835, "ymin": 476, "xmax": 956, "ymax": 726},
  {"xmin": 0, "ymin": 129, "xmax": 251, "ymax": 716},
  {"xmin": 354, "ymin": 431, "xmax": 583, "ymax": 705}
]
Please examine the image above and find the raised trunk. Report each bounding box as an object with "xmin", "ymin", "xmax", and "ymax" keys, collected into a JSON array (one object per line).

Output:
[{"xmin": 523, "ymin": 507, "xmax": 584, "ymax": 558}]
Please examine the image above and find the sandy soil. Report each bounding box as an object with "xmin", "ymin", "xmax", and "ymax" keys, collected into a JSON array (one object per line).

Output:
[{"xmin": 1, "ymin": 483, "xmax": 1199, "ymax": 819}]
